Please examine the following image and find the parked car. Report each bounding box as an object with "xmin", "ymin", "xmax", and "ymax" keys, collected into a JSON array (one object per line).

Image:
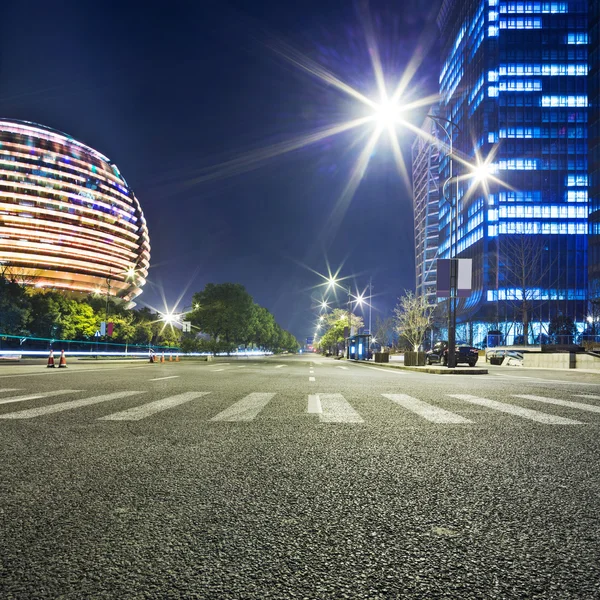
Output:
[
  {"xmin": 485, "ymin": 349, "xmax": 524, "ymax": 365},
  {"xmin": 425, "ymin": 341, "xmax": 479, "ymax": 367}
]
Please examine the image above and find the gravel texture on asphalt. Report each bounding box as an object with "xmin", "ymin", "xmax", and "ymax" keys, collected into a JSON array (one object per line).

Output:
[{"xmin": 1, "ymin": 356, "xmax": 599, "ymax": 599}]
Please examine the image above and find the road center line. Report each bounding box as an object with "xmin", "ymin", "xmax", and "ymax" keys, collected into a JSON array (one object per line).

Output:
[{"xmin": 148, "ymin": 375, "xmax": 180, "ymax": 381}]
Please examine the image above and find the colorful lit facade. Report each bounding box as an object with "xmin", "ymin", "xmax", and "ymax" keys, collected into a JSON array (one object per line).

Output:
[
  {"xmin": 436, "ymin": 0, "xmax": 589, "ymax": 345},
  {"xmin": 412, "ymin": 115, "xmax": 440, "ymax": 305},
  {"xmin": 0, "ymin": 119, "xmax": 150, "ymax": 301}
]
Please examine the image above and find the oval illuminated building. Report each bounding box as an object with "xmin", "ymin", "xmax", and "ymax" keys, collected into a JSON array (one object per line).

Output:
[{"xmin": 0, "ymin": 119, "xmax": 150, "ymax": 302}]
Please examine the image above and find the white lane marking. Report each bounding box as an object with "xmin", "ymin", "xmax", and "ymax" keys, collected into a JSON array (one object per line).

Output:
[
  {"xmin": 274, "ymin": 365, "xmax": 286, "ymax": 369},
  {"xmin": 365, "ymin": 367, "xmax": 407, "ymax": 374},
  {"xmin": 211, "ymin": 368, "xmax": 226, "ymax": 372},
  {"xmin": 383, "ymin": 394, "xmax": 472, "ymax": 424},
  {"xmin": 0, "ymin": 391, "xmax": 144, "ymax": 419},
  {"xmin": 319, "ymin": 394, "xmax": 363, "ymax": 423},
  {"xmin": 309, "ymin": 377, "xmax": 316, "ymax": 382},
  {"xmin": 100, "ymin": 392, "xmax": 210, "ymax": 421},
  {"xmin": 575, "ymin": 394, "xmax": 600, "ymax": 400},
  {"xmin": 0, "ymin": 366, "xmax": 134, "ymax": 379},
  {"xmin": 491, "ymin": 373, "xmax": 600, "ymax": 386},
  {"xmin": 0, "ymin": 390, "xmax": 81, "ymax": 406},
  {"xmin": 0, "ymin": 388, "xmax": 20, "ymax": 393},
  {"xmin": 449, "ymin": 394, "xmax": 583, "ymax": 424},
  {"xmin": 148, "ymin": 376, "xmax": 180, "ymax": 381},
  {"xmin": 336, "ymin": 366, "xmax": 349, "ymax": 370},
  {"xmin": 514, "ymin": 394, "xmax": 600, "ymax": 414},
  {"xmin": 210, "ymin": 393, "xmax": 275, "ymax": 422},
  {"xmin": 237, "ymin": 366, "xmax": 247, "ymax": 369},
  {"xmin": 307, "ymin": 394, "xmax": 322, "ymax": 413}
]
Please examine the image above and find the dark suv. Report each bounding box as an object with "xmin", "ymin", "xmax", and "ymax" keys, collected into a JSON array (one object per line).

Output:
[{"xmin": 425, "ymin": 341, "xmax": 479, "ymax": 367}]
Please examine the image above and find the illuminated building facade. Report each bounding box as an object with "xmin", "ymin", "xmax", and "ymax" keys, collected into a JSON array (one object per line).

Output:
[
  {"xmin": 589, "ymin": 0, "xmax": 600, "ymax": 305},
  {"xmin": 0, "ymin": 119, "xmax": 150, "ymax": 302},
  {"xmin": 412, "ymin": 115, "xmax": 440, "ymax": 305},
  {"xmin": 437, "ymin": 0, "xmax": 589, "ymax": 345}
]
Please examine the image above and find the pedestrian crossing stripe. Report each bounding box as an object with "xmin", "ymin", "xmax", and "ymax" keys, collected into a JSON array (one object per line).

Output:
[
  {"xmin": 0, "ymin": 390, "xmax": 81, "ymax": 406},
  {"xmin": 310, "ymin": 393, "xmax": 364, "ymax": 423},
  {"xmin": 0, "ymin": 391, "xmax": 143, "ymax": 419},
  {"xmin": 210, "ymin": 393, "xmax": 275, "ymax": 422},
  {"xmin": 0, "ymin": 390, "xmax": 598, "ymax": 424},
  {"xmin": 514, "ymin": 394, "xmax": 600, "ymax": 414},
  {"xmin": 449, "ymin": 394, "xmax": 583, "ymax": 425},
  {"xmin": 100, "ymin": 392, "xmax": 210, "ymax": 421},
  {"xmin": 382, "ymin": 394, "xmax": 472, "ymax": 424}
]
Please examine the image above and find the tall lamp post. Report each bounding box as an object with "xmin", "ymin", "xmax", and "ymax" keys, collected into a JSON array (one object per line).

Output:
[{"xmin": 428, "ymin": 115, "xmax": 461, "ymax": 368}]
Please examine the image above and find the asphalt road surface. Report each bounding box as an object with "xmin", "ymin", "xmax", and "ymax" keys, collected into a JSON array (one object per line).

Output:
[{"xmin": 1, "ymin": 354, "xmax": 599, "ymax": 599}]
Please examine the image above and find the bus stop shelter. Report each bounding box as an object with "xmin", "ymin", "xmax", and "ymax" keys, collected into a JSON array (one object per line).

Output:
[{"xmin": 346, "ymin": 334, "xmax": 371, "ymax": 360}]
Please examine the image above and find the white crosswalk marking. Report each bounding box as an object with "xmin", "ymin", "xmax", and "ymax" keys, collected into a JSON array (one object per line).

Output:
[
  {"xmin": 383, "ymin": 394, "xmax": 472, "ymax": 424},
  {"xmin": 0, "ymin": 390, "xmax": 80, "ymax": 406},
  {"xmin": 514, "ymin": 394, "xmax": 600, "ymax": 414},
  {"xmin": 307, "ymin": 394, "xmax": 322, "ymax": 413},
  {"xmin": 100, "ymin": 392, "xmax": 210, "ymax": 421},
  {"xmin": 318, "ymin": 394, "xmax": 364, "ymax": 423},
  {"xmin": 449, "ymin": 394, "xmax": 583, "ymax": 424},
  {"xmin": 210, "ymin": 393, "xmax": 275, "ymax": 422},
  {"xmin": 0, "ymin": 391, "xmax": 143, "ymax": 419}
]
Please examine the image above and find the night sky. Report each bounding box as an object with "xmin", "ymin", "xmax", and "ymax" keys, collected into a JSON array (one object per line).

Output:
[{"xmin": 1, "ymin": 0, "xmax": 441, "ymax": 341}]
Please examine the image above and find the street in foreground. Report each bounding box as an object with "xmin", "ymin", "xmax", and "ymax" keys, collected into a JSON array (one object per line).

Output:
[{"xmin": 1, "ymin": 355, "xmax": 599, "ymax": 599}]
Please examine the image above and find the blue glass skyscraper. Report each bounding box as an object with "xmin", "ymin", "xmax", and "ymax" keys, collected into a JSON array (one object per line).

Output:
[
  {"xmin": 436, "ymin": 0, "xmax": 590, "ymax": 345},
  {"xmin": 589, "ymin": 0, "xmax": 600, "ymax": 306}
]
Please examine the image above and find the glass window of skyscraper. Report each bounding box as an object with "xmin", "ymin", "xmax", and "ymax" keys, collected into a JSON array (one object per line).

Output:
[{"xmin": 434, "ymin": 0, "xmax": 589, "ymax": 345}]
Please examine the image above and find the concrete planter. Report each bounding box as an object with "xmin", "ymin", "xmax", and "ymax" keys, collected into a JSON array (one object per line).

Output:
[
  {"xmin": 374, "ymin": 352, "xmax": 389, "ymax": 363},
  {"xmin": 404, "ymin": 351, "xmax": 426, "ymax": 366}
]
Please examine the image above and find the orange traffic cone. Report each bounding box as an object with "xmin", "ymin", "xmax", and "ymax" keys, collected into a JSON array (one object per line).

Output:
[
  {"xmin": 47, "ymin": 350, "xmax": 56, "ymax": 368},
  {"xmin": 175, "ymin": 355, "xmax": 180, "ymax": 362},
  {"xmin": 160, "ymin": 352, "xmax": 165, "ymax": 363},
  {"xmin": 58, "ymin": 349, "xmax": 67, "ymax": 368},
  {"xmin": 169, "ymin": 354, "xmax": 173, "ymax": 362}
]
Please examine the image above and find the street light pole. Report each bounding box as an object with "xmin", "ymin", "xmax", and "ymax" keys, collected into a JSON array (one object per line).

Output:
[
  {"xmin": 428, "ymin": 115, "xmax": 460, "ymax": 368},
  {"xmin": 347, "ymin": 285, "xmax": 352, "ymax": 358}
]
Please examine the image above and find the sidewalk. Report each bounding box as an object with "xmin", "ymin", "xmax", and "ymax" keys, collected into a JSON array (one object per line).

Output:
[{"xmin": 346, "ymin": 355, "xmax": 488, "ymax": 375}]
